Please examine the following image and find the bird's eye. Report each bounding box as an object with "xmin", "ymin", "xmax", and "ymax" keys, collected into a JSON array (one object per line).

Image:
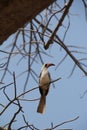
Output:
[{"xmin": 45, "ymin": 64, "xmax": 47, "ymax": 67}]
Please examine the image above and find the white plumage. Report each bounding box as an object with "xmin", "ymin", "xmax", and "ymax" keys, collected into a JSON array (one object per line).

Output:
[{"xmin": 37, "ymin": 63, "xmax": 55, "ymax": 114}]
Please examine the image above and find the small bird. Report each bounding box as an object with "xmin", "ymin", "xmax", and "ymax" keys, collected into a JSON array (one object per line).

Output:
[{"xmin": 37, "ymin": 63, "xmax": 55, "ymax": 114}]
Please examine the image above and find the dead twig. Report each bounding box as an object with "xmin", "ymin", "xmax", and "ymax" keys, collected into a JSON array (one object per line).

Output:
[{"xmin": 44, "ymin": 116, "xmax": 79, "ymax": 130}]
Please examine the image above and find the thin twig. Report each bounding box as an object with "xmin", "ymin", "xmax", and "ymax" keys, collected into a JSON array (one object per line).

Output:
[{"xmin": 45, "ymin": 116, "xmax": 79, "ymax": 130}]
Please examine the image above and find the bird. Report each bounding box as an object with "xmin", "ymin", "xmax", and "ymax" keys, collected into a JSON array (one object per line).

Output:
[{"xmin": 37, "ymin": 63, "xmax": 55, "ymax": 114}]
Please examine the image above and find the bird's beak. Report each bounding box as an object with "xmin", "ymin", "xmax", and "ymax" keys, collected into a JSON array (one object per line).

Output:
[{"xmin": 47, "ymin": 63, "xmax": 55, "ymax": 68}]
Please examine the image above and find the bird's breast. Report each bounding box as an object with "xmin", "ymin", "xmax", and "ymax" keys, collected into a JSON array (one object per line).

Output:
[{"xmin": 39, "ymin": 71, "xmax": 50, "ymax": 86}]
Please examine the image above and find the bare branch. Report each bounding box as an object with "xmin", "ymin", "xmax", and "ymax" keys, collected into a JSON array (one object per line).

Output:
[
  {"xmin": 44, "ymin": 116, "xmax": 79, "ymax": 130},
  {"xmin": 82, "ymin": 0, "xmax": 87, "ymax": 20},
  {"xmin": 8, "ymin": 101, "xmax": 22, "ymax": 130},
  {"xmin": 44, "ymin": 0, "xmax": 73, "ymax": 49}
]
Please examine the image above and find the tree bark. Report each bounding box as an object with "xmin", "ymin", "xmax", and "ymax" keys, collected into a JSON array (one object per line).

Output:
[{"xmin": 0, "ymin": 0, "xmax": 55, "ymax": 45}]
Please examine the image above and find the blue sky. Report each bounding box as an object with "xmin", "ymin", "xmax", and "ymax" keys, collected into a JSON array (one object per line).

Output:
[{"xmin": 0, "ymin": 0, "xmax": 87, "ymax": 130}]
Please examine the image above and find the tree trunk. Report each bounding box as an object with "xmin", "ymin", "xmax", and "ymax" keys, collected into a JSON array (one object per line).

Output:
[{"xmin": 0, "ymin": 0, "xmax": 55, "ymax": 45}]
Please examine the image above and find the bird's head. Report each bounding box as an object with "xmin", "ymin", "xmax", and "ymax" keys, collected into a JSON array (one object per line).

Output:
[{"xmin": 41, "ymin": 63, "xmax": 55, "ymax": 71}]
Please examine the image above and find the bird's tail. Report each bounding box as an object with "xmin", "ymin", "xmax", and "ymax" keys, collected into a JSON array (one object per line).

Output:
[{"xmin": 37, "ymin": 96, "xmax": 46, "ymax": 114}]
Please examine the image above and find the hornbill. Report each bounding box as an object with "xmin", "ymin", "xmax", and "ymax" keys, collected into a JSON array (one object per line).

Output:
[{"xmin": 37, "ymin": 63, "xmax": 55, "ymax": 114}]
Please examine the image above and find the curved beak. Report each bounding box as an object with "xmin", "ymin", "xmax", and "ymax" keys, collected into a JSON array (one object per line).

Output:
[{"xmin": 47, "ymin": 63, "xmax": 55, "ymax": 68}]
